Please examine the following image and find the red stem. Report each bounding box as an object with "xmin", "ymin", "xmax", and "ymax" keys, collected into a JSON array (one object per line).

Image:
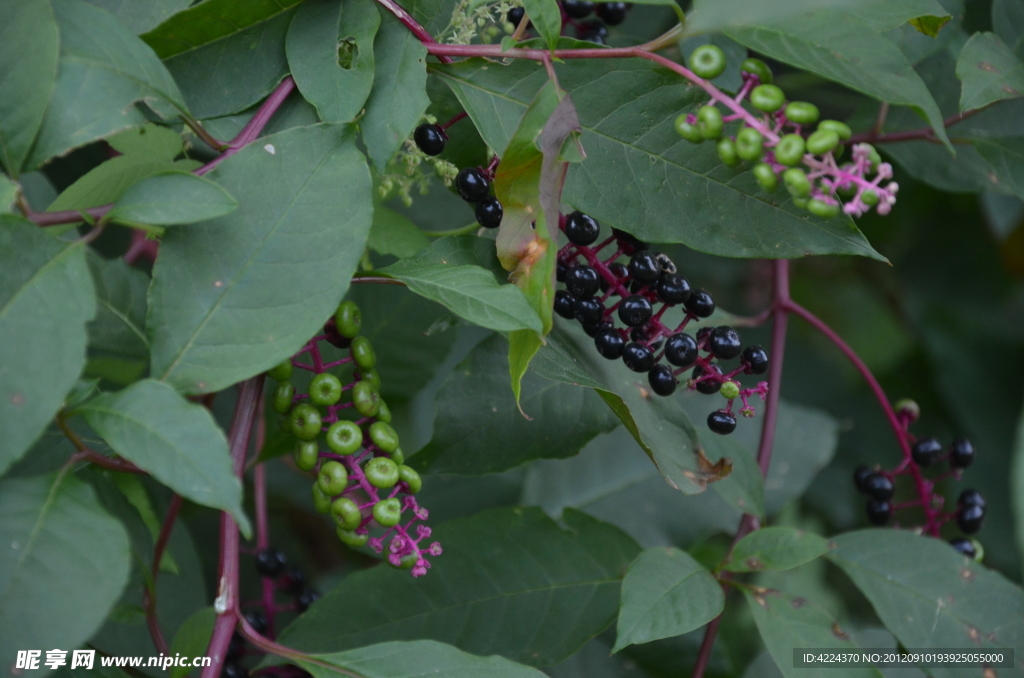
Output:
[
  {"xmin": 253, "ymin": 399, "xmax": 278, "ymax": 637},
  {"xmin": 144, "ymin": 494, "xmax": 183, "ymax": 654},
  {"xmin": 372, "ymin": 0, "xmax": 452, "ymax": 64}
]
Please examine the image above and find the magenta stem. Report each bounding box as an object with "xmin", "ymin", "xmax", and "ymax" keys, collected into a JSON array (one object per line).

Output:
[
  {"xmin": 372, "ymin": 0, "xmax": 452, "ymax": 64},
  {"xmin": 144, "ymin": 493, "xmax": 182, "ymax": 654}
]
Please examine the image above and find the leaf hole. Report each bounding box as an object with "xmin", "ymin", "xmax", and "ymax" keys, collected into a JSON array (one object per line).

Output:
[{"xmin": 338, "ymin": 38, "xmax": 358, "ymax": 69}]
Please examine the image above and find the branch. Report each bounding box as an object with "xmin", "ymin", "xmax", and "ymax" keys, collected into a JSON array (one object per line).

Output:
[
  {"xmin": 252, "ymin": 398, "xmax": 279, "ymax": 637},
  {"xmin": 372, "ymin": 0, "xmax": 453, "ymax": 64},
  {"xmin": 848, "ymin": 105, "xmax": 990, "ymax": 145},
  {"xmin": 143, "ymin": 494, "xmax": 183, "ymax": 654},
  {"xmin": 58, "ymin": 415, "xmax": 146, "ymax": 475}
]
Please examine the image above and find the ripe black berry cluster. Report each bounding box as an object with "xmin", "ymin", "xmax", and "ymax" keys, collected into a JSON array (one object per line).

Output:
[
  {"xmin": 555, "ymin": 212, "xmax": 769, "ymax": 435},
  {"xmin": 253, "ymin": 547, "xmax": 322, "ymax": 612},
  {"xmin": 852, "ymin": 401, "xmax": 984, "ymax": 559},
  {"xmin": 267, "ymin": 300, "xmax": 441, "ymax": 577},
  {"xmin": 505, "ymin": 2, "xmax": 631, "ymax": 45}
]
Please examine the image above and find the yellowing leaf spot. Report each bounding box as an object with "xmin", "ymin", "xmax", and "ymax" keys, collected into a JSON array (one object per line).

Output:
[{"xmin": 978, "ymin": 61, "xmax": 998, "ymax": 73}]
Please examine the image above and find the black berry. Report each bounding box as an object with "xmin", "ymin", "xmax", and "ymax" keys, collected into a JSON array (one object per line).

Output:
[
  {"xmin": 596, "ymin": 1, "xmax": 628, "ymax": 24},
  {"xmin": 853, "ymin": 465, "xmax": 873, "ymax": 493},
  {"xmin": 594, "ymin": 328, "xmax": 625, "ymax": 359},
  {"xmin": 226, "ymin": 633, "xmax": 245, "ymax": 661},
  {"xmin": 564, "ymin": 211, "xmax": 600, "ymax": 245},
  {"xmin": 244, "ymin": 610, "xmax": 267, "ymax": 634},
  {"xmin": 556, "ymin": 259, "xmax": 568, "ymax": 282},
  {"xmin": 692, "ymin": 364, "xmax": 723, "ymax": 394},
  {"xmin": 656, "ymin": 272, "xmax": 691, "ymax": 304},
  {"xmin": 455, "ymin": 167, "xmax": 490, "ymax": 202},
  {"xmin": 566, "ymin": 265, "xmax": 601, "ymax": 298},
  {"xmin": 622, "ymin": 342, "xmax": 654, "ymax": 372},
  {"xmin": 507, "ymin": 6, "xmax": 527, "ymax": 25},
  {"xmin": 574, "ymin": 297, "xmax": 604, "ymax": 326},
  {"xmin": 864, "ymin": 473, "xmax": 894, "ymax": 501},
  {"xmin": 612, "ymin": 227, "xmax": 646, "ymax": 252},
  {"xmin": 554, "ymin": 290, "xmax": 577, "ymax": 319},
  {"xmin": 563, "ymin": 0, "xmax": 594, "ymax": 18},
  {"xmin": 475, "ymin": 197, "xmax": 503, "ymax": 228},
  {"xmin": 577, "ymin": 20, "xmax": 608, "ymax": 44},
  {"xmin": 618, "ymin": 295, "xmax": 652, "ymax": 327},
  {"xmin": 222, "ymin": 664, "xmax": 248, "ymax": 678},
  {"xmin": 742, "ymin": 345, "xmax": 769, "ymax": 375},
  {"xmin": 296, "ymin": 588, "xmax": 321, "ymax": 612},
  {"xmin": 684, "ymin": 288, "xmax": 716, "ymax": 318},
  {"xmin": 707, "ymin": 410, "xmax": 737, "ymax": 435},
  {"xmin": 413, "ymin": 123, "xmax": 445, "ymax": 156},
  {"xmin": 958, "ymin": 489, "xmax": 985, "ymax": 510},
  {"xmin": 911, "ymin": 437, "xmax": 941, "ymax": 467},
  {"xmin": 648, "ymin": 364, "xmax": 677, "ymax": 396},
  {"xmin": 664, "ymin": 333, "xmax": 698, "ymax": 367},
  {"xmin": 957, "ymin": 504, "xmax": 984, "ymax": 534},
  {"xmin": 949, "ymin": 537, "xmax": 977, "ymax": 559},
  {"xmin": 866, "ymin": 499, "xmax": 891, "ymax": 526},
  {"xmin": 628, "ymin": 251, "xmax": 661, "ymax": 285},
  {"xmin": 584, "ymin": 319, "xmax": 614, "ymax": 338},
  {"xmin": 948, "ymin": 437, "xmax": 975, "ymax": 469},
  {"xmin": 279, "ymin": 565, "xmax": 306, "ymax": 594},
  {"xmin": 254, "ymin": 547, "xmax": 287, "ymax": 578},
  {"xmin": 709, "ymin": 326, "xmax": 742, "ymax": 360}
]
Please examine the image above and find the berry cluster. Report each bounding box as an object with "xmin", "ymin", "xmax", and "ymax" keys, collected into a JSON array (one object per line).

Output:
[
  {"xmin": 507, "ymin": 1, "xmax": 631, "ymax": 45},
  {"xmin": 676, "ymin": 46, "xmax": 898, "ymax": 218},
  {"xmin": 555, "ymin": 213, "xmax": 770, "ymax": 435},
  {"xmin": 852, "ymin": 401, "xmax": 984, "ymax": 559},
  {"xmin": 268, "ymin": 301, "xmax": 441, "ymax": 577}
]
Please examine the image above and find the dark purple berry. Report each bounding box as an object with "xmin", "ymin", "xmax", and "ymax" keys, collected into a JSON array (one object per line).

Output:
[
  {"xmin": 475, "ymin": 197, "xmax": 503, "ymax": 228},
  {"xmin": 911, "ymin": 437, "xmax": 941, "ymax": 467},
  {"xmin": 628, "ymin": 251, "xmax": 661, "ymax": 285},
  {"xmin": 596, "ymin": 1, "xmax": 628, "ymax": 25},
  {"xmin": 664, "ymin": 333, "xmax": 698, "ymax": 367},
  {"xmin": 957, "ymin": 504, "xmax": 984, "ymax": 534},
  {"xmin": 864, "ymin": 473, "xmax": 894, "ymax": 501},
  {"xmin": 556, "ymin": 259, "xmax": 568, "ymax": 282},
  {"xmin": 455, "ymin": 167, "xmax": 490, "ymax": 202},
  {"xmin": 226, "ymin": 634, "xmax": 245, "ymax": 661},
  {"xmin": 958, "ymin": 489, "xmax": 985, "ymax": 509},
  {"xmin": 279, "ymin": 565, "xmax": 306, "ymax": 594},
  {"xmin": 656, "ymin": 272, "xmax": 691, "ymax": 304},
  {"xmin": 594, "ymin": 328, "xmax": 625, "ymax": 359},
  {"xmin": 612, "ymin": 227, "xmax": 646, "ymax": 252},
  {"xmin": 949, "ymin": 537, "xmax": 977, "ymax": 559},
  {"xmin": 866, "ymin": 499, "xmax": 891, "ymax": 526},
  {"xmin": 618, "ymin": 295, "xmax": 652, "ymax": 327},
  {"xmin": 564, "ymin": 211, "xmax": 600, "ymax": 245},
  {"xmin": 507, "ymin": 6, "xmax": 527, "ymax": 25},
  {"xmin": 584, "ymin": 319, "xmax": 614, "ymax": 338},
  {"xmin": 600, "ymin": 262, "xmax": 630, "ymax": 295},
  {"xmin": 244, "ymin": 610, "xmax": 267, "ymax": 634},
  {"xmin": 566, "ymin": 265, "xmax": 600, "ymax": 298},
  {"xmin": 949, "ymin": 437, "xmax": 975, "ymax": 469},
  {"xmin": 648, "ymin": 364, "xmax": 677, "ymax": 396},
  {"xmin": 222, "ymin": 664, "xmax": 248, "ymax": 678},
  {"xmin": 709, "ymin": 326, "xmax": 742, "ymax": 360},
  {"xmin": 574, "ymin": 297, "xmax": 604, "ymax": 326},
  {"xmin": 707, "ymin": 410, "xmax": 736, "ymax": 435},
  {"xmin": 742, "ymin": 345, "xmax": 769, "ymax": 375},
  {"xmin": 692, "ymin": 364, "xmax": 723, "ymax": 394},
  {"xmin": 554, "ymin": 290, "xmax": 576, "ymax": 319},
  {"xmin": 563, "ymin": 0, "xmax": 594, "ymax": 18},
  {"xmin": 296, "ymin": 588, "xmax": 321, "ymax": 612},
  {"xmin": 622, "ymin": 342, "xmax": 654, "ymax": 372},
  {"xmin": 413, "ymin": 123, "xmax": 445, "ymax": 156},
  {"xmin": 577, "ymin": 20, "xmax": 608, "ymax": 44},
  {"xmin": 853, "ymin": 465, "xmax": 873, "ymax": 494},
  {"xmin": 254, "ymin": 547, "xmax": 287, "ymax": 578},
  {"xmin": 684, "ymin": 288, "xmax": 715, "ymax": 318}
]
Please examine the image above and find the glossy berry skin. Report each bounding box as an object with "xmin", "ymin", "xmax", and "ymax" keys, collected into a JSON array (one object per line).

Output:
[
  {"xmin": 689, "ymin": 44, "xmax": 727, "ymax": 80},
  {"xmin": 742, "ymin": 345, "xmax": 769, "ymax": 374},
  {"xmin": 255, "ymin": 548, "xmax": 287, "ymax": 578},
  {"xmin": 364, "ymin": 456, "xmax": 400, "ymax": 489},
  {"xmin": 574, "ymin": 297, "xmax": 604, "ymax": 326},
  {"xmin": 740, "ymin": 57, "xmax": 773, "ymax": 84},
  {"xmin": 399, "ymin": 465, "xmax": 423, "ymax": 493},
  {"xmin": 369, "ymin": 421, "xmax": 400, "ymax": 453},
  {"xmin": 753, "ymin": 163, "xmax": 779, "ymax": 192},
  {"xmin": 336, "ymin": 527, "xmax": 368, "ymax": 547},
  {"xmin": 684, "ymin": 288, "xmax": 715, "ymax": 318},
  {"xmin": 707, "ymin": 410, "xmax": 737, "ymax": 435},
  {"xmin": 697, "ymin": 105, "xmax": 723, "ymax": 140},
  {"xmin": 309, "ymin": 373, "xmax": 343, "ymax": 406},
  {"xmin": 656, "ymin": 272, "xmax": 691, "ymax": 304},
  {"xmin": 331, "ymin": 497, "xmax": 362, "ymax": 530},
  {"xmin": 554, "ymin": 290, "xmax": 576, "ymax": 319},
  {"xmin": 784, "ymin": 168, "xmax": 811, "ymax": 198},
  {"xmin": 352, "ymin": 380, "xmax": 380, "ymax": 417},
  {"xmin": 294, "ymin": 440, "xmax": 319, "ymax": 471},
  {"xmin": 565, "ymin": 211, "xmax": 600, "ymax": 245},
  {"xmin": 675, "ymin": 117, "xmax": 703, "ymax": 143},
  {"xmin": 475, "ymin": 197, "xmax": 503, "ymax": 228},
  {"xmin": 507, "ymin": 6, "xmax": 526, "ymax": 25},
  {"xmin": 818, "ymin": 119, "xmax": 852, "ymax": 141},
  {"xmin": 563, "ymin": 0, "xmax": 594, "ymax": 18},
  {"xmin": 618, "ymin": 295, "xmax": 652, "ymax": 327},
  {"xmin": 864, "ymin": 473, "xmax": 894, "ymax": 501},
  {"xmin": 866, "ymin": 499, "xmax": 891, "ymax": 526},
  {"xmin": 949, "ymin": 538, "xmax": 977, "ymax": 559},
  {"xmin": 622, "ymin": 342, "xmax": 654, "ymax": 372},
  {"xmin": 853, "ymin": 465, "xmax": 873, "ymax": 493},
  {"xmin": 774, "ymin": 134, "xmax": 806, "ymax": 166},
  {"xmin": 806, "ymin": 128, "xmax": 839, "ymax": 155},
  {"xmin": 373, "ymin": 497, "xmax": 403, "ymax": 527},
  {"xmin": 957, "ymin": 504, "xmax": 985, "ymax": 534},
  {"xmin": 594, "ymin": 328, "xmax": 625, "ymax": 359},
  {"xmin": 709, "ymin": 326, "xmax": 742, "ymax": 360},
  {"xmin": 326, "ymin": 420, "xmax": 362, "ymax": 455},
  {"xmin": 565, "ymin": 265, "xmax": 601, "ymax": 298},
  {"xmin": 665, "ymin": 333, "xmax": 698, "ymax": 367},
  {"xmin": 958, "ymin": 489, "xmax": 985, "ymax": 509},
  {"xmin": 585, "ymin": 320, "xmax": 614, "ymax": 338},
  {"xmin": 223, "ymin": 664, "xmax": 248, "ymax": 678},
  {"xmin": 736, "ymin": 127, "xmax": 764, "ymax": 162},
  {"xmin": 720, "ymin": 380, "xmax": 740, "ymax": 400},
  {"xmin": 289, "ymin": 404, "xmax": 322, "ymax": 441},
  {"xmin": 785, "ymin": 101, "xmax": 820, "ymax": 125},
  {"xmin": 557, "ymin": 259, "xmax": 568, "ymax": 282},
  {"xmin": 577, "ymin": 20, "xmax": 608, "ymax": 44},
  {"xmin": 311, "ymin": 484, "xmax": 331, "ymax": 513},
  {"xmin": 317, "ymin": 461, "xmax": 349, "ymax": 496},
  {"xmin": 350, "ymin": 336, "xmax": 376, "ymax": 370},
  {"xmin": 648, "ymin": 364, "xmax": 677, "ymax": 396},
  {"xmin": 750, "ymin": 84, "xmax": 785, "ymax": 113},
  {"xmin": 949, "ymin": 437, "xmax": 975, "ymax": 469},
  {"xmin": 596, "ymin": 1, "xmax": 628, "ymax": 24},
  {"xmin": 244, "ymin": 611, "xmax": 267, "ymax": 634},
  {"xmin": 334, "ymin": 300, "xmax": 362, "ymax": 339},
  {"xmin": 455, "ymin": 167, "xmax": 491, "ymax": 202},
  {"xmin": 413, "ymin": 123, "xmax": 445, "ymax": 156},
  {"xmin": 716, "ymin": 138, "xmax": 740, "ymax": 167},
  {"xmin": 296, "ymin": 588, "xmax": 321, "ymax": 612},
  {"xmin": 272, "ymin": 383, "xmax": 295, "ymax": 414},
  {"xmin": 628, "ymin": 250, "xmax": 661, "ymax": 285},
  {"xmin": 911, "ymin": 437, "xmax": 942, "ymax": 467},
  {"xmin": 268, "ymin": 359, "xmax": 293, "ymax": 382},
  {"xmin": 692, "ymin": 364, "xmax": 723, "ymax": 394}
]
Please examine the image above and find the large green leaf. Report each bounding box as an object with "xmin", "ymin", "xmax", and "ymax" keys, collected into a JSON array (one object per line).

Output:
[
  {"xmin": 108, "ymin": 171, "xmax": 238, "ymax": 225},
  {"xmin": 379, "ymin": 236, "xmax": 543, "ymax": 333},
  {"xmin": 275, "ymin": 507, "xmax": 641, "ymax": 666},
  {"xmin": 828, "ymin": 529, "xmax": 1024, "ymax": 677},
  {"xmin": 956, "ymin": 32, "xmax": 1024, "ymax": 112},
  {"xmin": 705, "ymin": 433, "xmax": 765, "ymax": 518},
  {"xmin": 86, "ymin": 251, "xmax": 150, "ymax": 360},
  {"xmin": 82, "ymin": 0, "xmax": 192, "ymax": 34},
  {"xmin": 686, "ymin": 0, "xmax": 949, "ymax": 34},
  {"xmin": 0, "ymin": 216, "xmax": 95, "ymax": 475},
  {"xmin": 288, "ymin": 0, "xmax": 379, "ymax": 123},
  {"xmin": 0, "ymin": 0, "xmax": 58, "ymax": 175},
  {"xmin": 148, "ymin": 123, "xmax": 373, "ymax": 395},
  {"xmin": 613, "ymin": 547, "xmax": 724, "ymax": 652},
  {"xmin": 368, "ymin": 205, "xmax": 429, "ymax": 258},
  {"xmin": 521, "ymin": 0, "xmax": 562, "ymax": 51},
  {"xmin": 142, "ymin": 0, "xmax": 303, "ymax": 57},
  {"xmin": 27, "ymin": 0, "xmax": 189, "ymax": 169},
  {"xmin": 434, "ymin": 59, "xmax": 883, "ymax": 260},
  {"xmin": 362, "ymin": 8, "xmax": 429, "ymax": 172},
  {"xmin": 993, "ymin": 0, "xmax": 1024, "ymax": 58},
  {"xmin": 169, "ymin": 608, "xmax": 215, "ymax": 678},
  {"xmin": 0, "ymin": 472, "xmax": 130, "ymax": 676},
  {"xmin": 77, "ymin": 379, "xmax": 250, "ymax": 535},
  {"xmin": 721, "ymin": 527, "xmax": 828, "ymax": 573},
  {"xmin": 975, "ymin": 138, "xmax": 1024, "ymax": 201},
  {"xmin": 300, "ymin": 641, "xmax": 547, "ymax": 678},
  {"xmin": 410, "ymin": 333, "xmax": 619, "ymax": 475}
]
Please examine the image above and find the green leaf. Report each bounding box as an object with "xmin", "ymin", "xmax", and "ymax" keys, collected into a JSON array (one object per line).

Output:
[
  {"xmin": 362, "ymin": 8, "xmax": 429, "ymax": 172},
  {"xmin": 706, "ymin": 434, "xmax": 765, "ymax": 518},
  {"xmin": 0, "ymin": 0, "xmax": 58, "ymax": 175},
  {"xmin": 521, "ymin": 0, "xmax": 562, "ymax": 51},
  {"xmin": 743, "ymin": 587, "xmax": 880, "ymax": 678},
  {"xmin": 956, "ymin": 32, "xmax": 1024, "ymax": 112},
  {"xmin": 0, "ymin": 472, "xmax": 131, "ymax": 676},
  {"xmin": 77, "ymin": 379, "xmax": 251, "ymax": 535},
  {"xmin": 613, "ymin": 547, "xmax": 724, "ymax": 652},
  {"xmin": 909, "ymin": 14, "xmax": 951, "ymax": 38},
  {"xmin": 0, "ymin": 215, "xmax": 95, "ymax": 475},
  {"xmin": 379, "ymin": 236, "xmax": 543, "ymax": 333},
  {"xmin": 368, "ymin": 205, "xmax": 429, "ymax": 258},
  {"xmin": 86, "ymin": 252, "xmax": 150, "ymax": 361},
  {"xmin": 993, "ymin": 0, "xmax": 1024, "ymax": 58},
  {"xmin": 828, "ymin": 529, "xmax": 1024, "ymax": 676},
  {"xmin": 410, "ymin": 333, "xmax": 619, "ymax": 475},
  {"xmin": 108, "ymin": 171, "xmax": 238, "ymax": 225},
  {"xmin": 0, "ymin": 173, "xmax": 18, "ymax": 213},
  {"xmin": 686, "ymin": 0, "xmax": 949, "ymax": 34},
  {"xmin": 299, "ymin": 640, "xmax": 548, "ymax": 678},
  {"xmin": 27, "ymin": 0, "xmax": 189, "ymax": 169},
  {"xmin": 149, "ymin": 123, "xmax": 373, "ymax": 395},
  {"xmin": 169, "ymin": 608, "xmax": 216, "ymax": 678},
  {"xmin": 81, "ymin": 0, "xmax": 192, "ymax": 34},
  {"xmin": 275, "ymin": 507, "xmax": 641, "ymax": 666},
  {"xmin": 1015, "ymin": 401, "xmax": 1024, "ymax": 566},
  {"xmin": 288, "ymin": 0, "xmax": 380, "ymax": 123},
  {"xmin": 142, "ymin": 0, "xmax": 303, "ymax": 58},
  {"xmin": 975, "ymin": 138, "xmax": 1024, "ymax": 201},
  {"xmin": 110, "ymin": 473, "xmax": 178, "ymax": 574},
  {"xmin": 434, "ymin": 59, "xmax": 884, "ymax": 260},
  {"xmin": 721, "ymin": 527, "xmax": 829, "ymax": 573}
]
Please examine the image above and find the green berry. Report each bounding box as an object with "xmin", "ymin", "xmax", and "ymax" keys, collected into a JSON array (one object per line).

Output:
[
  {"xmin": 375, "ymin": 399, "xmax": 392, "ymax": 424},
  {"xmin": 267, "ymin": 359, "xmax": 293, "ymax": 382},
  {"xmin": 720, "ymin": 381, "xmax": 740, "ymax": 400},
  {"xmin": 364, "ymin": 456, "xmax": 400, "ymax": 489},
  {"xmin": 289, "ymin": 403, "xmax": 322, "ymax": 441},
  {"xmin": 390, "ymin": 447, "xmax": 405, "ymax": 466},
  {"xmin": 309, "ymin": 373, "xmax": 343, "ymax": 406},
  {"xmin": 272, "ymin": 383, "xmax": 295, "ymax": 414},
  {"xmin": 792, "ymin": 197, "xmax": 809, "ymax": 209},
  {"xmin": 716, "ymin": 137, "xmax": 740, "ymax": 167},
  {"xmin": 736, "ymin": 127, "xmax": 764, "ymax": 162},
  {"xmin": 326, "ymin": 420, "xmax": 363, "ymax": 455},
  {"xmin": 740, "ymin": 58, "xmax": 773, "ymax": 84},
  {"xmin": 774, "ymin": 134, "xmax": 806, "ymax": 166},
  {"xmin": 312, "ymin": 484, "xmax": 331, "ymax": 513},
  {"xmin": 336, "ymin": 527, "xmax": 368, "ymax": 547},
  {"xmin": 352, "ymin": 380, "xmax": 380, "ymax": 417},
  {"xmin": 697, "ymin": 105, "xmax": 723, "ymax": 140},
  {"xmin": 331, "ymin": 497, "xmax": 362, "ymax": 530},
  {"xmin": 294, "ymin": 440, "xmax": 319, "ymax": 471},
  {"xmin": 750, "ymin": 84, "xmax": 785, "ymax": 113},
  {"xmin": 817, "ymin": 119, "xmax": 852, "ymax": 140},
  {"xmin": 317, "ymin": 460, "xmax": 349, "ymax": 496},
  {"xmin": 866, "ymin": 145, "xmax": 882, "ymax": 167},
  {"xmin": 390, "ymin": 552, "xmax": 419, "ymax": 570},
  {"xmin": 675, "ymin": 115, "xmax": 704, "ymax": 143},
  {"xmin": 361, "ymin": 368, "xmax": 381, "ymax": 391},
  {"xmin": 806, "ymin": 128, "xmax": 839, "ymax": 155},
  {"xmin": 784, "ymin": 101, "xmax": 819, "ymax": 125},
  {"xmin": 783, "ymin": 168, "xmax": 811, "ymax": 198},
  {"xmin": 807, "ymin": 198, "xmax": 840, "ymax": 218},
  {"xmin": 350, "ymin": 336, "xmax": 376, "ymax": 370},
  {"xmin": 369, "ymin": 421, "xmax": 400, "ymax": 453},
  {"xmin": 861, "ymin": 189, "xmax": 879, "ymax": 206},
  {"xmin": 753, "ymin": 163, "xmax": 779, "ymax": 192},
  {"xmin": 334, "ymin": 300, "xmax": 362, "ymax": 339},
  {"xmin": 399, "ymin": 465, "xmax": 422, "ymax": 493},
  {"xmin": 372, "ymin": 498, "xmax": 403, "ymax": 527},
  {"xmin": 689, "ymin": 44, "xmax": 727, "ymax": 80}
]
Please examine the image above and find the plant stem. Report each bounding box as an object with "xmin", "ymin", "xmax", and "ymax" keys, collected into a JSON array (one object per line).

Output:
[
  {"xmin": 144, "ymin": 494, "xmax": 182, "ymax": 654},
  {"xmin": 182, "ymin": 115, "xmax": 228, "ymax": 152},
  {"xmin": 372, "ymin": 0, "xmax": 453, "ymax": 64},
  {"xmin": 58, "ymin": 415, "xmax": 147, "ymax": 474},
  {"xmin": 253, "ymin": 399, "xmax": 278, "ymax": 636}
]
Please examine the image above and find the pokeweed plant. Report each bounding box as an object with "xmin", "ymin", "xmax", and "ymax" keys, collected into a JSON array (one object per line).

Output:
[{"xmin": 3, "ymin": 0, "xmax": 1024, "ymax": 677}]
